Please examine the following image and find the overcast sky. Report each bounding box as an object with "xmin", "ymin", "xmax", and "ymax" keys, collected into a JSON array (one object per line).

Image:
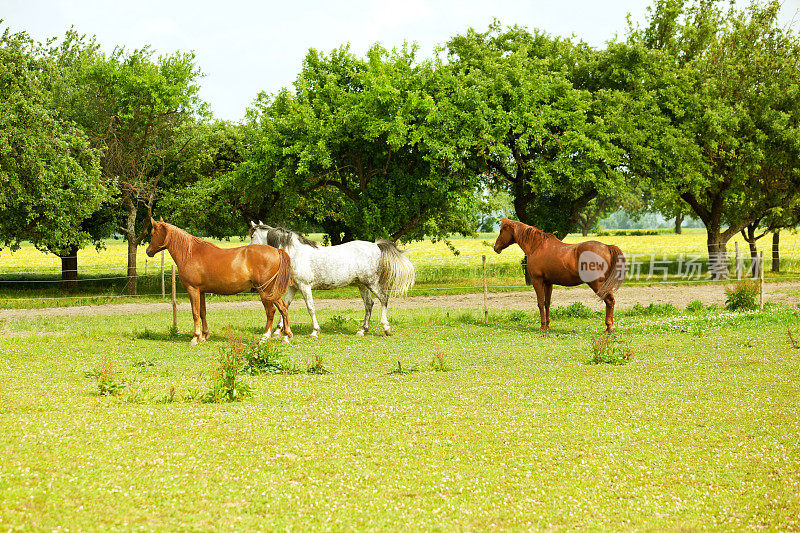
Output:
[{"xmin": 3, "ymin": 0, "xmax": 799, "ymax": 121}]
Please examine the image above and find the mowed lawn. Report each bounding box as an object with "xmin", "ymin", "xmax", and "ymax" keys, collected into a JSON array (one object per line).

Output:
[{"xmin": 1, "ymin": 305, "xmax": 799, "ymax": 530}]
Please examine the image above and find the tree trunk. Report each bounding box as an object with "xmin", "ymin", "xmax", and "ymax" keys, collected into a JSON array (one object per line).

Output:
[
  {"xmin": 59, "ymin": 245, "xmax": 79, "ymax": 291},
  {"xmin": 772, "ymin": 231, "xmax": 780, "ymax": 273},
  {"xmin": 124, "ymin": 199, "xmax": 139, "ymax": 296},
  {"xmin": 706, "ymin": 226, "xmax": 729, "ymax": 280},
  {"xmin": 674, "ymin": 213, "xmax": 684, "ymax": 234}
]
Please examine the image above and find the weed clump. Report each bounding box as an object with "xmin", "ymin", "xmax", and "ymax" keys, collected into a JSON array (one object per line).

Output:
[
  {"xmin": 686, "ymin": 300, "xmax": 704, "ymax": 313},
  {"xmin": 307, "ymin": 354, "xmax": 331, "ymax": 375},
  {"xmin": 86, "ymin": 357, "xmax": 126, "ymax": 396},
  {"xmin": 724, "ymin": 279, "xmax": 759, "ymax": 311},
  {"xmin": 201, "ymin": 340, "xmax": 253, "ymax": 403},
  {"xmin": 430, "ymin": 350, "xmax": 452, "ymax": 372},
  {"xmin": 589, "ymin": 334, "xmax": 633, "ymax": 365},
  {"xmin": 388, "ymin": 361, "xmax": 419, "ymax": 375}
]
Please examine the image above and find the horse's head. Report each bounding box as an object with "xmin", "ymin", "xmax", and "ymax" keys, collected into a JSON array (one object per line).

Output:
[
  {"xmin": 248, "ymin": 221, "xmax": 272, "ymax": 245},
  {"xmin": 146, "ymin": 217, "xmax": 168, "ymax": 257},
  {"xmin": 493, "ymin": 218, "xmax": 516, "ymax": 254}
]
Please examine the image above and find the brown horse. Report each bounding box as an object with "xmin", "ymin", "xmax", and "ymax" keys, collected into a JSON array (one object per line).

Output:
[
  {"xmin": 494, "ymin": 218, "xmax": 625, "ymax": 332},
  {"xmin": 146, "ymin": 218, "xmax": 293, "ymax": 345}
]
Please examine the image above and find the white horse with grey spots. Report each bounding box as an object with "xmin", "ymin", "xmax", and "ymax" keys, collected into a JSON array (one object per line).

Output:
[{"xmin": 248, "ymin": 222, "xmax": 415, "ymax": 338}]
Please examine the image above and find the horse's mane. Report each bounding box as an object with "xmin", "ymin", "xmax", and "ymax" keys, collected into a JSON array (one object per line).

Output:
[
  {"xmin": 252, "ymin": 225, "xmax": 319, "ymax": 249},
  {"xmin": 508, "ymin": 220, "xmax": 556, "ymax": 252},
  {"xmin": 164, "ymin": 224, "xmax": 208, "ymax": 263}
]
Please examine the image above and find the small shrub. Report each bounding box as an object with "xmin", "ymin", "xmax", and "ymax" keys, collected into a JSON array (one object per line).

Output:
[
  {"xmin": 200, "ymin": 341, "xmax": 253, "ymax": 403},
  {"xmin": 159, "ymin": 385, "xmax": 177, "ymax": 404},
  {"xmin": 686, "ymin": 300, "xmax": 704, "ymax": 313},
  {"xmin": 239, "ymin": 335, "xmax": 300, "ymax": 375},
  {"xmin": 430, "ymin": 350, "xmax": 452, "ymax": 372},
  {"xmin": 327, "ymin": 314, "xmax": 347, "ymax": 331},
  {"xmin": 589, "ymin": 334, "xmax": 632, "ymax": 365},
  {"xmin": 307, "ymin": 354, "xmax": 331, "ymax": 375},
  {"xmin": 388, "ymin": 361, "xmax": 419, "ymax": 375},
  {"xmin": 132, "ymin": 358, "xmax": 155, "ymax": 369},
  {"xmin": 89, "ymin": 357, "xmax": 126, "ymax": 396},
  {"xmin": 724, "ymin": 280, "xmax": 759, "ymax": 311}
]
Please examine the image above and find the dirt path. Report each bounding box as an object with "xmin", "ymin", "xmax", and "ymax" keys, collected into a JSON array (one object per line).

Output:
[{"xmin": 1, "ymin": 281, "xmax": 798, "ymax": 320}]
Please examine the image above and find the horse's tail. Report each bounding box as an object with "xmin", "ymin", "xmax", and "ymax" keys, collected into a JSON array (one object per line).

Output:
[
  {"xmin": 597, "ymin": 245, "xmax": 625, "ymax": 299},
  {"xmin": 257, "ymin": 249, "xmax": 292, "ymax": 301},
  {"xmin": 376, "ymin": 239, "xmax": 416, "ymax": 297}
]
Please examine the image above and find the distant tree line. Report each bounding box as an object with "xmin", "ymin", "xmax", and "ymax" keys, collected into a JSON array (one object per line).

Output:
[{"xmin": 2, "ymin": 0, "xmax": 799, "ymax": 289}]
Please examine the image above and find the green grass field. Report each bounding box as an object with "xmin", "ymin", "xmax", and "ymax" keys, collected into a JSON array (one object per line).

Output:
[
  {"xmin": 1, "ymin": 304, "xmax": 799, "ymax": 530},
  {"xmin": 2, "ymin": 229, "xmax": 800, "ymax": 309}
]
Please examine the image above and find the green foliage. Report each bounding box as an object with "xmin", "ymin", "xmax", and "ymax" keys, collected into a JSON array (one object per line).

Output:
[
  {"xmin": 200, "ymin": 342, "xmax": 253, "ymax": 403},
  {"xmin": 236, "ymin": 44, "xmax": 477, "ymax": 242},
  {"xmin": 0, "ymin": 27, "xmax": 110, "ymax": 256},
  {"xmin": 551, "ymin": 302, "xmax": 596, "ymax": 319},
  {"xmin": 686, "ymin": 299, "xmax": 705, "ymax": 313},
  {"xmin": 590, "ymin": 334, "xmax": 633, "ymax": 365},
  {"xmin": 725, "ymin": 280, "xmax": 760, "ymax": 311}
]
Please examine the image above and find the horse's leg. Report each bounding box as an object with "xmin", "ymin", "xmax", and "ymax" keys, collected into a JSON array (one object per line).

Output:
[
  {"xmin": 260, "ymin": 299, "xmax": 275, "ymax": 344},
  {"xmin": 273, "ymin": 297, "xmax": 293, "ymax": 343},
  {"xmin": 272, "ymin": 285, "xmax": 297, "ymax": 338},
  {"xmin": 186, "ymin": 286, "xmax": 202, "ymax": 346},
  {"xmin": 297, "ymin": 284, "xmax": 320, "ymax": 339},
  {"xmin": 199, "ymin": 292, "xmax": 210, "ymax": 342},
  {"xmin": 355, "ymin": 283, "xmax": 374, "ymax": 336},
  {"xmin": 543, "ymin": 281, "xmax": 553, "ymax": 330},
  {"xmin": 588, "ymin": 280, "xmax": 615, "ymax": 333},
  {"xmin": 367, "ymin": 283, "xmax": 391, "ymax": 336},
  {"xmin": 603, "ymin": 292, "xmax": 616, "ymax": 333},
  {"xmin": 531, "ymin": 279, "xmax": 548, "ymax": 332}
]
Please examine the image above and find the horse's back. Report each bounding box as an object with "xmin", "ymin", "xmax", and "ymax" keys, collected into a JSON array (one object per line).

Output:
[{"xmin": 296, "ymin": 240, "xmax": 381, "ymax": 289}]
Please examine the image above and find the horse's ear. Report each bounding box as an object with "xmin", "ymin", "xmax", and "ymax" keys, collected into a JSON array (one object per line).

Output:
[
  {"xmin": 150, "ymin": 217, "xmax": 157, "ymax": 226},
  {"xmin": 259, "ymin": 220, "xmax": 264, "ymax": 225},
  {"xmin": 250, "ymin": 221, "xmax": 257, "ymax": 228},
  {"xmin": 159, "ymin": 216, "xmax": 164, "ymax": 222}
]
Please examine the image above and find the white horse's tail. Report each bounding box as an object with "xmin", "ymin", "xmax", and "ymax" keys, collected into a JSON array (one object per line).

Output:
[{"xmin": 376, "ymin": 239, "xmax": 415, "ymax": 297}]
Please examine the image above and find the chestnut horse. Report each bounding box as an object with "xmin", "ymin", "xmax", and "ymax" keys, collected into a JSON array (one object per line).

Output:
[
  {"xmin": 493, "ymin": 218, "xmax": 625, "ymax": 332},
  {"xmin": 146, "ymin": 218, "xmax": 293, "ymax": 345}
]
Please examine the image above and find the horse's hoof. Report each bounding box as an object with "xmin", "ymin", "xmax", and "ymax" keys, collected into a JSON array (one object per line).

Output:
[
  {"xmin": 355, "ymin": 329, "xmax": 365, "ymax": 337},
  {"xmin": 382, "ymin": 327, "xmax": 391, "ymax": 337},
  {"xmin": 310, "ymin": 331, "xmax": 319, "ymax": 339},
  {"xmin": 188, "ymin": 337, "xmax": 199, "ymax": 346},
  {"xmin": 282, "ymin": 336, "xmax": 290, "ymax": 344},
  {"xmin": 272, "ymin": 331, "xmax": 283, "ymax": 339}
]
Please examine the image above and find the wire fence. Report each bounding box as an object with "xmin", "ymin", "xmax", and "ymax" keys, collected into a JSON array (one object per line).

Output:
[{"xmin": 2, "ymin": 245, "xmax": 800, "ymax": 305}]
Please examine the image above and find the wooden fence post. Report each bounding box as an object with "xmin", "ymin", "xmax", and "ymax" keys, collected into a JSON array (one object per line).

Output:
[
  {"xmin": 172, "ymin": 264, "xmax": 177, "ymax": 330},
  {"xmin": 759, "ymin": 251, "xmax": 764, "ymax": 311},
  {"xmin": 161, "ymin": 251, "xmax": 165, "ymax": 299},
  {"xmin": 482, "ymin": 255, "xmax": 488, "ymax": 325}
]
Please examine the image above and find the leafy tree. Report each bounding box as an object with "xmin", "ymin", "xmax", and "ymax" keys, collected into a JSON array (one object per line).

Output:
[
  {"xmin": 157, "ymin": 120, "xmax": 248, "ymax": 238},
  {"xmin": 0, "ymin": 27, "xmax": 110, "ymax": 288},
  {"xmin": 61, "ymin": 45, "xmax": 206, "ymax": 293},
  {"xmin": 629, "ymin": 0, "xmax": 800, "ymax": 277},
  {"xmin": 236, "ymin": 44, "xmax": 477, "ymax": 243},
  {"xmin": 440, "ymin": 24, "xmax": 641, "ymax": 238}
]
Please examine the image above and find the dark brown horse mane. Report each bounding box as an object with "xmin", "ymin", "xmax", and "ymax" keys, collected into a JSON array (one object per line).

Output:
[{"xmin": 252, "ymin": 225, "xmax": 319, "ymax": 249}]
